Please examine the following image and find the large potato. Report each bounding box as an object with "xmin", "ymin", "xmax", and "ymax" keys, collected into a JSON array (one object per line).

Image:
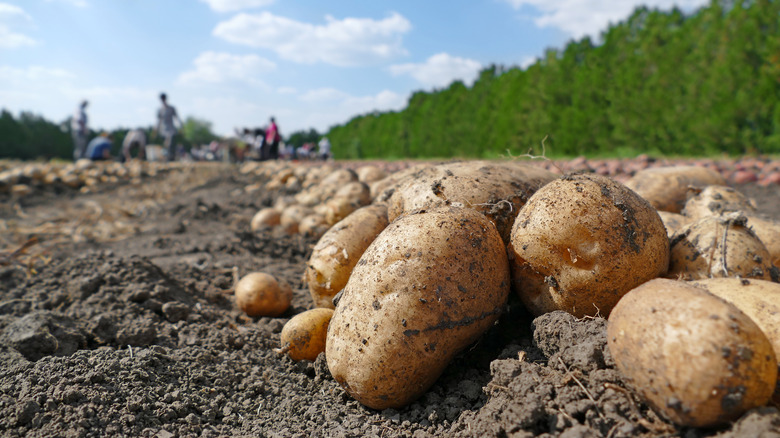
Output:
[
  {"xmin": 305, "ymin": 204, "xmax": 389, "ymax": 308},
  {"xmin": 608, "ymin": 278, "xmax": 777, "ymax": 427},
  {"xmin": 387, "ymin": 160, "xmax": 556, "ymax": 243},
  {"xmin": 624, "ymin": 165, "xmax": 726, "ymax": 213},
  {"xmin": 667, "ymin": 213, "xmax": 779, "ymax": 281},
  {"xmin": 326, "ymin": 206, "xmax": 510, "ymax": 410},
  {"xmin": 508, "ymin": 173, "xmax": 669, "ymax": 318}
]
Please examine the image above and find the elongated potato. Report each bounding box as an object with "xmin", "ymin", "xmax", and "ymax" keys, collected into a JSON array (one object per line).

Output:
[
  {"xmin": 608, "ymin": 278, "xmax": 777, "ymax": 427},
  {"xmin": 624, "ymin": 165, "xmax": 726, "ymax": 213},
  {"xmin": 388, "ymin": 160, "xmax": 556, "ymax": 243},
  {"xmin": 508, "ymin": 173, "xmax": 669, "ymax": 318},
  {"xmin": 326, "ymin": 206, "xmax": 510, "ymax": 410},
  {"xmin": 667, "ymin": 213, "xmax": 779, "ymax": 281},
  {"xmin": 278, "ymin": 308, "xmax": 334, "ymax": 362},
  {"xmin": 305, "ymin": 204, "xmax": 389, "ymax": 308}
]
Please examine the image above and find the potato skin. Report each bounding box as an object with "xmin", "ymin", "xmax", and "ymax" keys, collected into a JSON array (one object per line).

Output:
[
  {"xmin": 624, "ymin": 165, "xmax": 726, "ymax": 213},
  {"xmin": 305, "ymin": 204, "xmax": 389, "ymax": 309},
  {"xmin": 326, "ymin": 206, "xmax": 510, "ymax": 410},
  {"xmin": 280, "ymin": 308, "xmax": 334, "ymax": 362},
  {"xmin": 608, "ymin": 278, "xmax": 777, "ymax": 427},
  {"xmin": 667, "ymin": 213, "xmax": 779, "ymax": 282},
  {"xmin": 681, "ymin": 185, "xmax": 756, "ymax": 221},
  {"xmin": 508, "ymin": 173, "xmax": 670, "ymax": 318}
]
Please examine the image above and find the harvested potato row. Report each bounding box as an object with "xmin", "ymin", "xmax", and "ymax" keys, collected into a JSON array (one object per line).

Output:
[
  {"xmin": 624, "ymin": 165, "xmax": 726, "ymax": 213},
  {"xmin": 305, "ymin": 204, "xmax": 390, "ymax": 309},
  {"xmin": 608, "ymin": 278, "xmax": 777, "ymax": 427},
  {"xmin": 667, "ymin": 213, "xmax": 779, "ymax": 282},
  {"xmin": 387, "ymin": 160, "xmax": 556, "ymax": 243},
  {"xmin": 508, "ymin": 173, "xmax": 669, "ymax": 318},
  {"xmin": 327, "ymin": 206, "xmax": 510, "ymax": 410}
]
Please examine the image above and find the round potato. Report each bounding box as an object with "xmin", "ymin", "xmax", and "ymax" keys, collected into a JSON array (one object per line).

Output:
[
  {"xmin": 508, "ymin": 173, "xmax": 670, "ymax": 318},
  {"xmin": 235, "ymin": 272, "xmax": 292, "ymax": 317},
  {"xmin": 305, "ymin": 204, "xmax": 390, "ymax": 308},
  {"xmin": 667, "ymin": 213, "xmax": 779, "ymax": 281},
  {"xmin": 278, "ymin": 308, "xmax": 334, "ymax": 362},
  {"xmin": 608, "ymin": 278, "xmax": 777, "ymax": 427},
  {"xmin": 326, "ymin": 206, "xmax": 510, "ymax": 410},
  {"xmin": 624, "ymin": 165, "xmax": 726, "ymax": 213},
  {"xmin": 250, "ymin": 207, "xmax": 282, "ymax": 231},
  {"xmin": 387, "ymin": 160, "xmax": 556, "ymax": 243},
  {"xmin": 681, "ymin": 185, "xmax": 756, "ymax": 220}
]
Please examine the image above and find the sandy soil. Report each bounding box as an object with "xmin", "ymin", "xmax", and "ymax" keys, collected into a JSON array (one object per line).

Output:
[{"xmin": 0, "ymin": 160, "xmax": 778, "ymax": 437}]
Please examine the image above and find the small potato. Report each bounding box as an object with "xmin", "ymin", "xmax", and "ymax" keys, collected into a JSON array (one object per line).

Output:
[
  {"xmin": 667, "ymin": 213, "xmax": 779, "ymax": 281},
  {"xmin": 608, "ymin": 278, "xmax": 777, "ymax": 427},
  {"xmin": 508, "ymin": 173, "xmax": 670, "ymax": 318},
  {"xmin": 327, "ymin": 206, "xmax": 510, "ymax": 410},
  {"xmin": 682, "ymin": 185, "xmax": 756, "ymax": 220},
  {"xmin": 305, "ymin": 204, "xmax": 389, "ymax": 308},
  {"xmin": 250, "ymin": 208, "xmax": 282, "ymax": 231},
  {"xmin": 235, "ymin": 272, "xmax": 292, "ymax": 317},
  {"xmin": 624, "ymin": 165, "xmax": 726, "ymax": 213},
  {"xmin": 325, "ymin": 197, "xmax": 360, "ymax": 226},
  {"xmin": 355, "ymin": 165, "xmax": 387, "ymax": 184},
  {"xmin": 278, "ymin": 308, "xmax": 334, "ymax": 361},
  {"xmin": 333, "ymin": 181, "xmax": 371, "ymax": 207},
  {"xmin": 298, "ymin": 214, "xmax": 329, "ymax": 238}
]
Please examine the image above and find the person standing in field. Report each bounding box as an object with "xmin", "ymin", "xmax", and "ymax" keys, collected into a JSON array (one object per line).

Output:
[
  {"xmin": 155, "ymin": 93, "xmax": 182, "ymax": 162},
  {"xmin": 265, "ymin": 117, "xmax": 281, "ymax": 160},
  {"xmin": 71, "ymin": 100, "xmax": 89, "ymax": 160}
]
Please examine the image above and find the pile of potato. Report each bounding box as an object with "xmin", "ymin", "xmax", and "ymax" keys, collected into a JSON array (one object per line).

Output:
[{"xmin": 239, "ymin": 159, "xmax": 780, "ymax": 428}]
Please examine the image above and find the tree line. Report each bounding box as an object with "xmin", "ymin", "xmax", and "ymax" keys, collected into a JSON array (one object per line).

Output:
[{"xmin": 327, "ymin": 0, "xmax": 780, "ymax": 159}]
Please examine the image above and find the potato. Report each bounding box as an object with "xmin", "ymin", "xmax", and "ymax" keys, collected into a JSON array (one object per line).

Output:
[
  {"xmin": 334, "ymin": 181, "xmax": 371, "ymax": 206},
  {"xmin": 235, "ymin": 272, "xmax": 292, "ymax": 317},
  {"xmin": 657, "ymin": 210, "xmax": 691, "ymax": 239},
  {"xmin": 608, "ymin": 278, "xmax": 777, "ymax": 427},
  {"xmin": 508, "ymin": 173, "xmax": 669, "ymax": 318},
  {"xmin": 356, "ymin": 165, "xmax": 387, "ymax": 184},
  {"xmin": 667, "ymin": 213, "xmax": 779, "ymax": 281},
  {"xmin": 305, "ymin": 204, "xmax": 390, "ymax": 309},
  {"xmin": 250, "ymin": 207, "xmax": 282, "ymax": 231},
  {"xmin": 298, "ymin": 214, "xmax": 328, "ymax": 238},
  {"xmin": 326, "ymin": 206, "xmax": 510, "ymax": 410},
  {"xmin": 280, "ymin": 204, "xmax": 314, "ymax": 234},
  {"xmin": 369, "ymin": 163, "xmax": 433, "ymax": 202},
  {"xmin": 278, "ymin": 308, "xmax": 334, "ymax": 361},
  {"xmin": 744, "ymin": 214, "xmax": 780, "ymax": 267},
  {"xmin": 624, "ymin": 165, "xmax": 726, "ymax": 213},
  {"xmin": 681, "ymin": 185, "xmax": 756, "ymax": 220},
  {"xmin": 387, "ymin": 160, "xmax": 556, "ymax": 243}
]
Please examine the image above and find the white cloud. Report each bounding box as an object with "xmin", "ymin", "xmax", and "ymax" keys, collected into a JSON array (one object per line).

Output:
[
  {"xmin": 200, "ymin": 0, "xmax": 274, "ymax": 12},
  {"xmin": 299, "ymin": 87, "xmax": 349, "ymax": 103},
  {"xmin": 44, "ymin": 0, "xmax": 88, "ymax": 7},
  {"xmin": 177, "ymin": 51, "xmax": 276, "ymax": 85},
  {"xmin": 213, "ymin": 11, "xmax": 411, "ymax": 66},
  {"xmin": 0, "ymin": 3, "xmax": 36, "ymax": 48},
  {"xmin": 277, "ymin": 86, "xmax": 297, "ymax": 94},
  {"xmin": 502, "ymin": 0, "xmax": 708, "ymax": 39},
  {"xmin": 389, "ymin": 53, "xmax": 483, "ymax": 88},
  {"xmin": 0, "ymin": 65, "xmax": 74, "ymax": 83}
]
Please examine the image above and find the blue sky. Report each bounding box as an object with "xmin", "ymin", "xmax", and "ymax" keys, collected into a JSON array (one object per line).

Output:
[{"xmin": 1, "ymin": 0, "xmax": 708, "ymax": 137}]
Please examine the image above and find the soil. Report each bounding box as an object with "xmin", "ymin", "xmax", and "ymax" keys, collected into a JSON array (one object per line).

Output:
[{"xmin": 0, "ymin": 160, "xmax": 779, "ymax": 438}]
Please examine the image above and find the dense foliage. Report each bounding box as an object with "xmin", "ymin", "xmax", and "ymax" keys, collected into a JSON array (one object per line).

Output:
[{"xmin": 327, "ymin": 0, "xmax": 780, "ymax": 159}]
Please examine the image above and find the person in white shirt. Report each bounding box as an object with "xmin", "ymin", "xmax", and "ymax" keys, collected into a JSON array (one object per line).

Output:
[
  {"xmin": 71, "ymin": 100, "xmax": 89, "ymax": 160},
  {"xmin": 122, "ymin": 129, "xmax": 147, "ymax": 162},
  {"xmin": 155, "ymin": 93, "xmax": 182, "ymax": 162},
  {"xmin": 318, "ymin": 137, "xmax": 331, "ymax": 161}
]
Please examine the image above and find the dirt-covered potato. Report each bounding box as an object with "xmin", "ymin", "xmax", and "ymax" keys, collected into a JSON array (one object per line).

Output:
[
  {"xmin": 608, "ymin": 278, "xmax": 777, "ymax": 427},
  {"xmin": 326, "ymin": 206, "xmax": 510, "ymax": 410},
  {"xmin": 681, "ymin": 185, "xmax": 756, "ymax": 220},
  {"xmin": 508, "ymin": 173, "xmax": 669, "ymax": 318},
  {"xmin": 298, "ymin": 214, "xmax": 328, "ymax": 238},
  {"xmin": 667, "ymin": 213, "xmax": 779, "ymax": 281},
  {"xmin": 387, "ymin": 160, "xmax": 556, "ymax": 243},
  {"xmin": 278, "ymin": 308, "xmax": 334, "ymax": 362},
  {"xmin": 745, "ymin": 214, "xmax": 780, "ymax": 267},
  {"xmin": 305, "ymin": 204, "xmax": 390, "ymax": 308},
  {"xmin": 235, "ymin": 272, "xmax": 292, "ymax": 317},
  {"xmin": 624, "ymin": 165, "xmax": 726, "ymax": 213},
  {"xmin": 250, "ymin": 207, "xmax": 282, "ymax": 231},
  {"xmin": 369, "ymin": 163, "xmax": 433, "ymax": 202},
  {"xmin": 657, "ymin": 210, "xmax": 691, "ymax": 239}
]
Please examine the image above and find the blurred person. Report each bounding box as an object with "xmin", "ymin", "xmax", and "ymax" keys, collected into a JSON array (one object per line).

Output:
[
  {"xmin": 85, "ymin": 133, "xmax": 113, "ymax": 161},
  {"xmin": 71, "ymin": 100, "xmax": 89, "ymax": 160},
  {"xmin": 155, "ymin": 93, "xmax": 183, "ymax": 162},
  {"xmin": 265, "ymin": 117, "xmax": 281, "ymax": 160},
  {"xmin": 122, "ymin": 128, "xmax": 147, "ymax": 162},
  {"xmin": 318, "ymin": 137, "xmax": 331, "ymax": 161}
]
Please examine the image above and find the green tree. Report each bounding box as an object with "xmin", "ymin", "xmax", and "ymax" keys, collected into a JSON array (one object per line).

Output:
[{"xmin": 181, "ymin": 117, "xmax": 218, "ymax": 147}]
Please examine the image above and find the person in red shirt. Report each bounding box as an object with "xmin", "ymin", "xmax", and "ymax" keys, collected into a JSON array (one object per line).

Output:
[{"xmin": 265, "ymin": 117, "xmax": 281, "ymax": 160}]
